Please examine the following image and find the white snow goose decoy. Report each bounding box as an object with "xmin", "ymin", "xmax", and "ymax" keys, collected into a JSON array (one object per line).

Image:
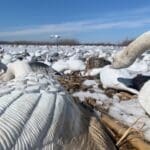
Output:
[
  {"xmin": 112, "ymin": 31, "xmax": 150, "ymax": 115},
  {"xmin": 0, "ymin": 60, "xmax": 116, "ymax": 150}
]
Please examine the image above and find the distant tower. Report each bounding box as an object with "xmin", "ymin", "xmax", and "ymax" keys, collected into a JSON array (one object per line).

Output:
[{"xmin": 50, "ymin": 35, "xmax": 61, "ymax": 51}]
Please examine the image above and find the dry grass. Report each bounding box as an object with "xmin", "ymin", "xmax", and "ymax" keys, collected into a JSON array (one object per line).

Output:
[{"xmin": 58, "ymin": 72, "xmax": 147, "ymax": 150}]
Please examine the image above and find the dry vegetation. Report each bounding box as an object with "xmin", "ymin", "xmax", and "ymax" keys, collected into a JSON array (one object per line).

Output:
[{"xmin": 57, "ymin": 72, "xmax": 150, "ymax": 150}]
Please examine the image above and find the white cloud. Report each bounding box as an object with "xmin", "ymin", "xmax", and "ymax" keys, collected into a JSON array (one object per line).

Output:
[
  {"xmin": 0, "ymin": 6, "xmax": 150, "ymax": 38},
  {"xmin": 0, "ymin": 18, "xmax": 150, "ymax": 37}
]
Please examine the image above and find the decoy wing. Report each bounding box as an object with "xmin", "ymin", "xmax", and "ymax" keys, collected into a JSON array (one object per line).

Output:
[{"xmin": 0, "ymin": 73, "xmax": 116, "ymax": 150}]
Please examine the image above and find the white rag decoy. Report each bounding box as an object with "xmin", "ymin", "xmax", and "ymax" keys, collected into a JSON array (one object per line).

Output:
[
  {"xmin": 100, "ymin": 66, "xmax": 139, "ymax": 94},
  {"xmin": 112, "ymin": 31, "xmax": 150, "ymax": 115},
  {"xmin": 0, "ymin": 60, "xmax": 32, "ymax": 81},
  {"xmin": 0, "ymin": 60, "xmax": 116, "ymax": 150}
]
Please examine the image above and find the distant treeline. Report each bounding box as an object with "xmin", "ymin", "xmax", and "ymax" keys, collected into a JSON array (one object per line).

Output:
[
  {"xmin": 0, "ymin": 38, "xmax": 133, "ymax": 46},
  {"xmin": 0, "ymin": 39, "xmax": 80, "ymax": 46}
]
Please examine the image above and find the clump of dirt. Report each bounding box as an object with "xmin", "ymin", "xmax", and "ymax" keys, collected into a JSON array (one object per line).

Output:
[
  {"xmin": 84, "ymin": 97, "xmax": 109, "ymax": 113},
  {"xmin": 104, "ymin": 88, "xmax": 137, "ymax": 100},
  {"xmin": 115, "ymin": 92, "xmax": 137, "ymax": 100},
  {"xmin": 104, "ymin": 88, "xmax": 118, "ymax": 97},
  {"xmin": 58, "ymin": 71, "xmax": 94, "ymax": 93},
  {"xmin": 84, "ymin": 97, "xmax": 97, "ymax": 108},
  {"xmin": 86, "ymin": 57, "xmax": 111, "ymax": 70}
]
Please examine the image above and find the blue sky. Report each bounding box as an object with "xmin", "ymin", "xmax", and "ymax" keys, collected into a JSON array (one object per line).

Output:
[{"xmin": 0, "ymin": 0, "xmax": 150, "ymax": 42}]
